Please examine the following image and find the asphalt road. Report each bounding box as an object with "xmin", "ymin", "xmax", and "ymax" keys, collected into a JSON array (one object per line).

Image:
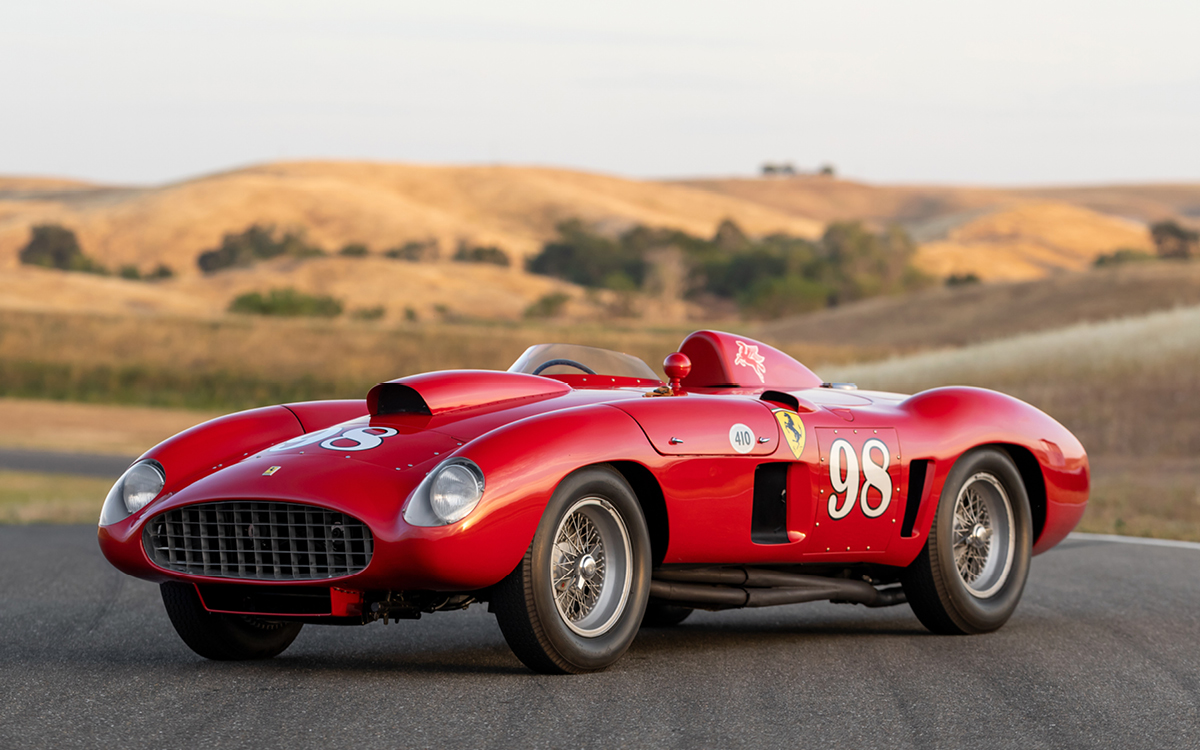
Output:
[{"xmin": 1, "ymin": 527, "xmax": 1197, "ymax": 749}]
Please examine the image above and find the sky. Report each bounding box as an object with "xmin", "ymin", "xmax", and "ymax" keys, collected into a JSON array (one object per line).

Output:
[{"xmin": 2, "ymin": 0, "xmax": 1198, "ymax": 186}]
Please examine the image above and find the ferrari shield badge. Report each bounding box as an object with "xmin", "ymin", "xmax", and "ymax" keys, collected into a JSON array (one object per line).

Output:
[
  {"xmin": 262, "ymin": 466, "xmax": 282, "ymax": 476},
  {"xmin": 775, "ymin": 411, "xmax": 806, "ymax": 459}
]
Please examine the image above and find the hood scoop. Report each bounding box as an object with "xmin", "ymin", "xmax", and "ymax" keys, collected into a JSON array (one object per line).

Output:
[{"xmin": 367, "ymin": 370, "xmax": 571, "ymax": 417}]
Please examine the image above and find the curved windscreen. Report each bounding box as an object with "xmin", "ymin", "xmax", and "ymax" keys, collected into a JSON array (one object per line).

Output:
[{"xmin": 508, "ymin": 344, "xmax": 660, "ymax": 380}]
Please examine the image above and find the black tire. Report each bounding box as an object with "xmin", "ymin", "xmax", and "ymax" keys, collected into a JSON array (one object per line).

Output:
[
  {"xmin": 641, "ymin": 600, "xmax": 693, "ymax": 628},
  {"xmin": 492, "ymin": 465, "xmax": 651, "ymax": 674},
  {"xmin": 902, "ymin": 447, "xmax": 1032, "ymax": 635},
  {"xmin": 160, "ymin": 582, "xmax": 303, "ymax": 660}
]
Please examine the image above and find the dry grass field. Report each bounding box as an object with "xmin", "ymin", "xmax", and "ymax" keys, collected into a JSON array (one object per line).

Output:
[
  {"xmin": 758, "ymin": 260, "xmax": 1200, "ymax": 352},
  {"xmin": 822, "ymin": 306, "xmax": 1200, "ymax": 541},
  {"xmin": 0, "ymin": 470, "xmax": 112, "ymax": 524},
  {"xmin": 0, "ymin": 307, "xmax": 862, "ymax": 411}
]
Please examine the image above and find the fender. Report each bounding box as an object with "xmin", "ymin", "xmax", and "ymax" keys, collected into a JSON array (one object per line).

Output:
[
  {"xmin": 390, "ymin": 403, "xmax": 659, "ymax": 591},
  {"xmin": 899, "ymin": 387, "xmax": 1089, "ymax": 555}
]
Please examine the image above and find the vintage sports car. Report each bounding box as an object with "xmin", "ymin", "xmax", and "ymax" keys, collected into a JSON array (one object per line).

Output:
[{"xmin": 98, "ymin": 330, "xmax": 1088, "ymax": 673}]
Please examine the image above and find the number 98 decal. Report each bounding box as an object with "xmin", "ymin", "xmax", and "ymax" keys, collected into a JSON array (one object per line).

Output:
[{"xmin": 828, "ymin": 437, "xmax": 893, "ymax": 520}]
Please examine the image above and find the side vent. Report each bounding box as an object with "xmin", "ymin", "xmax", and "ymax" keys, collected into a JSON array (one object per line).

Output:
[
  {"xmin": 372, "ymin": 384, "xmax": 431, "ymax": 416},
  {"xmin": 751, "ymin": 463, "xmax": 790, "ymax": 544},
  {"xmin": 902, "ymin": 459, "xmax": 931, "ymax": 537}
]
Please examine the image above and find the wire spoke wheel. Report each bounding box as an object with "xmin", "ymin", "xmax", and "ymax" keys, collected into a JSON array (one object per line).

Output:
[
  {"xmin": 950, "ymin": 472, "xmax": 1016, "ymax": 599},
  {"xmin": 549, "ymin": 497, "xmax": 632, "ymax": 637}
]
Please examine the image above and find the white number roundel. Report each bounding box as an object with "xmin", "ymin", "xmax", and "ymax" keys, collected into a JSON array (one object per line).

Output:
[
  {"xmin": 729, "ymin": 423, "xmax": 755, "ymax": 454},
  {"xmin": 320, "ymin": 427, "xmax": 399, "ymax": 452}
]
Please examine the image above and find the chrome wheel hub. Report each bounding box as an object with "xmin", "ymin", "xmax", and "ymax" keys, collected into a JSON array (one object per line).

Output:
[
  {"xmin": 550, "ymin": 497, "xmax": 632, "ymax": 637},
  {"xmin": 952, "ymin": 472, "xmax": 1015, "ymax": 599}
]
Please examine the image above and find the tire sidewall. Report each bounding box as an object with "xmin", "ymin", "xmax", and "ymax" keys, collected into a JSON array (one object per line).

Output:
[
  {"xmin": 932, "ymin": 448, "xmax": 1033, "ymax": 632},
  {"xmin": 529, "ymin": 467, "xmax": 651, "ymax": 671}
]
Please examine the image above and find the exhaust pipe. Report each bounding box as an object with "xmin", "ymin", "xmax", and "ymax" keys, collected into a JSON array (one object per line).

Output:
[{"xmin": 649, "ymin": 567, "xmax": 906, "ymax": 610}]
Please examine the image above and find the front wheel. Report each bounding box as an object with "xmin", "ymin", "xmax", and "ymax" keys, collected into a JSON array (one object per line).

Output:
[
  {"xmin": 160, "ymin": 582, "xmax": 303, "ymax": 660},
  {"xmin": 902, "ymin": 447, "xmax": 1032, "ymax": 635},
  {"xmin": 492, "ymin": 466, "xmax": 651, "ymax": 674}
]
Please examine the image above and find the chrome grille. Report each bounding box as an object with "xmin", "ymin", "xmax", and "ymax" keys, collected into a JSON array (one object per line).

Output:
[{"xmin": 143, "ymin": 501, "xmax": 372, "ymax": 581}]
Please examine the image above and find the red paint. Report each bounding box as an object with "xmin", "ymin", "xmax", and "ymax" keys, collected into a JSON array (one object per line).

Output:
[{"xmin": 98, "ymin": 332, "xmax": 1089, "ymax": 602}]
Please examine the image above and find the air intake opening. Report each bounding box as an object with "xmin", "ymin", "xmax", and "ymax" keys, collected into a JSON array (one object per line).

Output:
[
  {"xmin": 902, "ymin": 460, "xmax": 931, "ymax": 537},
  {"xmin": 751, "ymin": 463, "xmax": 790, "ymax": 544}
]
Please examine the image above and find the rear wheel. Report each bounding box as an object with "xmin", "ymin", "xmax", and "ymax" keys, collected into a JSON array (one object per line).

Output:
[
  {"xmin": 492, "ymin": 466, "xmax": 651, "ymax": 674},
  {"xmin": 902, "ymin": 447, "xmax": 1032, "ymax": 635},
  {"xmin": 160, "ymin": 582, "xmax": 303, "ymax": 660}
]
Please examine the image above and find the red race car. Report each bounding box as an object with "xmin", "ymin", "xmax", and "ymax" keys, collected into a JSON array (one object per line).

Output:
[{"xmin": 98, "ymin": 330, "xmax": 1088, "ymax": 674}]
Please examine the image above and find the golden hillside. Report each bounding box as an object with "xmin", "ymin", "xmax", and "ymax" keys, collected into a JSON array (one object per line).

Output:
[
  {"xmin": 0, "ymin": 161, "xmax": 823, "ymax": 276},
  {"xmin": 679, "ymin": 176, "xmax": 1200, "ymax": 280},
  {"xmin": 915, "ymin": 202, "xmax": 1154, "ymax": 281}
]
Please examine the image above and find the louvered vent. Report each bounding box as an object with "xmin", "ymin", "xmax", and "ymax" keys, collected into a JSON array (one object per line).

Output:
[{"xmin": 143, "ymin": 501, "xmax": 372, "ymax": 581}]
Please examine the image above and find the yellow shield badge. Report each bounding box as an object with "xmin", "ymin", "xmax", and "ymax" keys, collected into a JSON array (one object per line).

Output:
[{"xmin": 774, "ymin": 411, "xmax": 806, "ymax": 459}]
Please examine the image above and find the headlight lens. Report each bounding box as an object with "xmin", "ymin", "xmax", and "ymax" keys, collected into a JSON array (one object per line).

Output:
[
  {"xmin": 99, "ymin": 460, "xmax": 165, "ymax": 526},
  {"xmin": 123, "ymin": 462, "xmax": 165, "ymax": 514},
  {"xmin": 429, "ymin": 463, "xmax": 484, "ymax": 524}
]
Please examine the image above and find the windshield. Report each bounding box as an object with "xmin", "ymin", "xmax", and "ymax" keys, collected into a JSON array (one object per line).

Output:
[{"xmin": 508, "ymin": 344, "xmax": 660, "ymax": 380}]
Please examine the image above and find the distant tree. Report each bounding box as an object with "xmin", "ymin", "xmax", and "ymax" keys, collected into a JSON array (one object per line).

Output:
[
  {"xmin": 146, "ymin": 264, "xmax": 175, "ymax": 280},
  {"xmin": 350, "ymin": 305, "xmax": 385, "ymax": 320},
  {"xmin": 524, "ymin": 292, "xmax": 571, "ymax": 319},
  {"xmin": 18, "ymin": 224, "xmax": 107, "ymax": 274},
  {"xmin": 385, "ymin": 240, "xmax": 439, "ymax": 262},
  {"xmin": 818, "ymin": 164, "xmax": 836, "ymax": 177},
  {"xmin": 119, "ymin": 265, "xmax": 142, "ymax": 280},
  {"xmin": 712, "ymin": 219, "xmax": 750, "ymax": 252},
  {"xmin": 946, "ymin": 273, "xmax": 981, "ymax": 286},
  {"xmin": 228, "ymin": 288, "xmax": 343, "ymax": 317},
  {"xmin": 1150, "ymin": 220, "xmax": 1198, "ymax": 259},
  {"xmin": 454, "ymin": 244, "xmax": 510, "ymax": 266},
  {"xmin": 1093, "ymin": 249, "xmax": 1155, "ymax": 268},
  {"xmin": 198, "ymin": 225, "xmax": 325, "ymax": 273},
  {"xmin": 339, "ymin": 243, "xmax": 369, "ymax": 257}
]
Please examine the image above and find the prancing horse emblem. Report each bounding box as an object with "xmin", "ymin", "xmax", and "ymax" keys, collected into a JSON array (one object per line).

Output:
[
  {"xmin": 734, "ymin": 340, "xmax": 767, "ymax": 383},
  {"xmin": 775, "ymin": 410, "xmax": 806, "ymax": 459}
]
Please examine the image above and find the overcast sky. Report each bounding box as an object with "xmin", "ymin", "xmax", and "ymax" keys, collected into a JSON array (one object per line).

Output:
[{"xmin": 3, "ymin": 1, "xmax": 1198, "ymax": 186}]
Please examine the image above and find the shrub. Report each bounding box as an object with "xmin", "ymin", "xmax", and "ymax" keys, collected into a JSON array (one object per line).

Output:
[
  {"xmin": 385, "ymin": 240, "xmax": 439, "ymax": 262},
  {"xmin": 198, "ymin": 225, "xmax": 325, "ymax": 273},
  {"xmin": 524, "ymin": 292, "xmax": 570, "ymax": 319},
  {"xmin": 1094, "ymin": 249, "xmax": 1155, "ymax": 268},
  {"xmin": 146, "ymin": 265, "xmax": 175, "ymax": 280},
  {"xmin": 18, "ymin": 224, "xmax": 107, "ymax": 274},
  {"xmin": 454, "ymin": 244, "xmax": 510, "ymax": 266},
  {"xmin": 404, "ymin": 306, "xmax": 419, "ymax": 322},
  {"xmin": 350, "ymin": 306, "xmax": 385, "ymax": 320},
  {"xmin": 946, "ymin": 273, "xmax": 982, "ymax": 286},
  {"xmin": 228, "ymin": 288, "xmax": 344, "ymax": 317},
  {"xmin": 118, "ymin": 265, "xmax": 142, "ymax": 280},
  {"xmin": 339, "ymin": 243, "xmax": 369, "ymax": 257}
]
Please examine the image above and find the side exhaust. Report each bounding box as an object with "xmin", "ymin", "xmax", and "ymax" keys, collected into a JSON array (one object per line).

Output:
[{"xmin": 649, "ymin": 567, "xmax": 906, "ymax": 610}]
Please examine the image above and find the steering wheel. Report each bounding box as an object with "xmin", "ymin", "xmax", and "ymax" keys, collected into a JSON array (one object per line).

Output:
[{"xmin": 532, "ymin": 358, "xmax": 597, "ymax": 376}]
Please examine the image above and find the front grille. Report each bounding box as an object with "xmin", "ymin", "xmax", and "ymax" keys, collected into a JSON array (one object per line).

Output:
[{"xmin": 143, "ymin": 501, "xmax": 373, "ymax": 581}]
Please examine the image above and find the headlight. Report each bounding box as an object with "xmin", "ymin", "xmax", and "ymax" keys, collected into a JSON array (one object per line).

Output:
[
  {"xmin": 404, "ymin": 458, "xmax": 485, "ymax": 527},
  {"xmin": 99, "ymin": 460, "xmax": 165, "ymax": 526}
]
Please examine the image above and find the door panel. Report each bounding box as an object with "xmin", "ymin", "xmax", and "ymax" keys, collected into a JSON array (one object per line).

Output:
[
  {"xmin": 614, "ymin": 397, "xmax": 779, "ymax": 456},
  {"xmin": 804, "ymin": 427, "xmax": 903, "ymax": 555}
]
